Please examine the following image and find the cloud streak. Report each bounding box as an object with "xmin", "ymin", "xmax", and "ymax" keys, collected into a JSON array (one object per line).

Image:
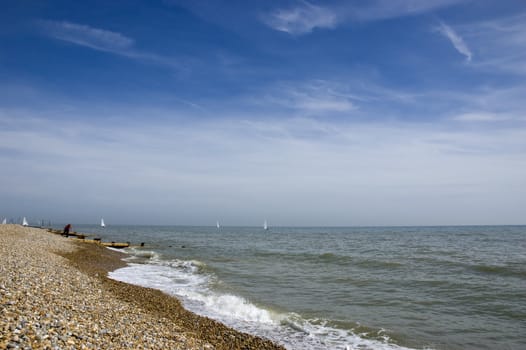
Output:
[
  {"xmin": 436, "ymin": 21, "xmax": 472, "ymax": 62},
  {"xmin": 262, "ymin": 0, "xmax": 465, "ymax": 35},
  {"xmin": 262, "ymin": 1, "xmax": 338, "ymax": 35},
  {"xmin": 351, "ymin": 0, "xmax": 465, "ymax": 21},
  {"xmin": 37, "ymin": 20, "xmax": 181, "ymax": 70},
  {"xmin": 38, "ymin": 20, "xmax": 134, "ymax": 53},
  {"xmin": 259, "ymin": 80, "xmax": 358, "ymax": 115},
  {"xmin": 460, "ymin": 13, "xmax": 526, "ymax": 75}
]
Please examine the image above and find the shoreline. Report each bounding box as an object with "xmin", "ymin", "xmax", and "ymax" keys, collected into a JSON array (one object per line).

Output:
[{"xmin": 0, "ymin": 225, "xmax": 285, "ymax": 349}]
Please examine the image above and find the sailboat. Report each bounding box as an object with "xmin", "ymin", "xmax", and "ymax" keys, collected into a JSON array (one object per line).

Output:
[
  {"xmin": 263, "ymin": 220, "xmax": 268, "ymax": 231},
  {"xmin": 2, "ymin": 218, "xmax": 6, "ymax": 224},
  {"xmin": 100, "ymin": 218, "xmax": 106, "ymax": 228},
  {"xmin": 22, "ymin": 217, "xmax": 29, "ymax": 226},
  {"xmin": 216, "ymin": 221, "xmax": 220, "ymax": 229}
]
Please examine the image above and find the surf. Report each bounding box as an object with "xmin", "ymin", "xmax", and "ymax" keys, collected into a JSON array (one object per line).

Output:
[{"xmin": 108, "ymin": 248, "xmax": 419, "ymax": 350}]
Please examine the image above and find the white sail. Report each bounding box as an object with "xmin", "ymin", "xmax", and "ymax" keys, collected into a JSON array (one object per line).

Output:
[
  {"xmin": 101, "ymin": 218, "xmax": 106, "ymax": 227},
  {"xmin": 216, "ymin": 221, "xmax": 220, "ymax": 229},
  {"xmin": 263, "ymin": 220, "xmax": 268, "ymax": 230},
  {"xmin": 2, "ymin": 218, "xmax": 6, "ymax": 224},
  {"xmin": 22, "ymin": 217, "xmax": 29, "ymax": 226}
]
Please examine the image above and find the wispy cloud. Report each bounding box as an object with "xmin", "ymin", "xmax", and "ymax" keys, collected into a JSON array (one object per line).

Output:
[
  {"xmin": 254, "ymin": 80, "xmax": 358, "ymax": 115},
  {"xmin": 351, "ymin": 0, "xmax": 465, "ymax": 21},
  {"xmin": 450, "ymin": 112, "xmax": 526, "ymax": 122},
  {"xmin": 37, "ymin": 20, "xmax": 181, "ymax": 69},
  {"xmin": 436, "ymin": 21, "xmax": 472, "ymax": 62},
  {"xmin": 444, "ymin": 84, "xmax": 526, "ymax": 124},
  {"xmin": 262, "ymin": 0, "xmax": 465, "ymax": 35},
  {"xmin": 246, "ymin": 77, "xmax": 433, "ymax": 121},
  {"xmin": 459, "ymin": 13, "xmax": 526, "ymax": 75},
  {"xmin": 38, "ymin": 20, "xmax": 134, "ymax": 53},
  {"xmin": 261, "ymin": 1, "xmax": 338, "ymax": 35}
]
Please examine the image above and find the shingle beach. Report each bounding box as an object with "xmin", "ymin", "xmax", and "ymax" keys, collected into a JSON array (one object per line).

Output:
[{"xmin": 0, "ymin": 225, "xmax": 285, "ymax": 350}]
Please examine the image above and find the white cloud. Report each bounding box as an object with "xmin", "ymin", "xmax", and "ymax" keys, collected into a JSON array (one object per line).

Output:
[
  {"xmin": 255, "ymin": 80, "xmax": 358, "ymax": 114},
  {"xmin": 38, "ymin": 20, "xmax": 134, "ymax": 53},
  {"xmin": 436, "ymin": 21, "xmax": 472, "ymax": 62},
  {"xmin": 459, "ymin": 13, "xmax": 526, "ymax": 75},
  {"xmin": 1, "ymin": 109, "xmax": 525, "ymax": 225},
  {"xmin": 442, "ymin": 85, "xmax": 526, "ymax": 124},
  {"xmin": 451, "ymin": 112, "xmax": 520, "ymax": 122},
  {"xmin": 262, "ymin": 0, "xmax": 465, "ymax": 34},
  {"xmin": 37, "ymin": 20, "xmax": 182, "ymax": 70},
  {"xmin": 262, "ymin": 1, "xmax": 338, "ymax": 35},
  {"xmin": 352, "ymin": 0, "xmax": 465, "ymax": 21},
  {"xmin": 286, "ymin": 83, "xmax": 356, "ymax": 113}
]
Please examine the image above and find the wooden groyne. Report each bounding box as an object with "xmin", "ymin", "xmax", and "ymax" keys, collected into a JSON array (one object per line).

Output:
[{"xmin": 47, "ymin": 229, "xmax": 130, "ymax": 249}]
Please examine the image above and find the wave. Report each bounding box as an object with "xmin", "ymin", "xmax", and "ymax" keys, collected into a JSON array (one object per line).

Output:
[
  {"xmin": 253, "ymin": 250, "xmax": 345, "ymax": 263},
  {"xmin": 471, "ymin": 263, "xmax": 526, "ymax": 278},
  {"xmin": 353, "ymin": 259, "xmax": 404, "ymax": 269},
  {"xmin": 122, "ymin": 247, "xmax": 162, "ymax": 262},
  {"xmin": 108, "ymin": 253, "xmax": 421, "ymax": 350},
  {"xmin": 278, "ymin": 315, "xmax": 418, "ymax": 350},
  {"xmin": 254, "ymin": 250, "xmax": 404, "ymax": 270}
]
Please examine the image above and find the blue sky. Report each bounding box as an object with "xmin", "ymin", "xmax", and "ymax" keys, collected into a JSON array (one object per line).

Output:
[{"xmin": 1, "ymin": 0, "xmax": 525, "ymax": 226}]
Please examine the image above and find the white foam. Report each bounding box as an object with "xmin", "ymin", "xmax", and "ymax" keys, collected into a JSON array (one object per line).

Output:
[
  {"xmin": 109, "ymin": 261, "xmax": 274, "ymax": 323},
  {"xmin": 109, "ymin": 262, "xmax": 206, "ymax": 294},
  {"xmin": 123, "ymin": 247, "xmax": 162, "ymax": 261},
  {"xmin": 108, "ymin": 259, "xmax": 423, "ymax": 350},
  {"xmin": 106, "ymin": 247, "xmax": 126, "ymax": 253},
  {"xmin": 184, "ymin": 292, "xmax": 275, "ymax": 324},
  {"xmin": 277, "ymin": 317, "xmax": 418, "ymax": 350}
]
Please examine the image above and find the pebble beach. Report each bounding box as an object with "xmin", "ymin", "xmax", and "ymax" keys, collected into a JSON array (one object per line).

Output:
[{"xmin": 0, "ymin": 225, "xmax": 285, "ymax": 350}]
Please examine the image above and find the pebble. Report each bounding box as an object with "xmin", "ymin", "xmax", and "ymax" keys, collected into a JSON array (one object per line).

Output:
[{"xmin": 0, "ymin": 225, "xmax": 285, "ymax": 350}]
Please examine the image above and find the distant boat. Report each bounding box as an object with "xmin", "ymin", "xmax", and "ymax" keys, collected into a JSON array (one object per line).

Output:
[
  {"xmin": 216, "ymin": 221, "xmax": 220, "ymax": 229},
  {"xmin": 22, "ymin": 217, "xmax": 29, "ymax": 226},
  {"xmin": 101, "ymin": 218, "xmax": 106, "ymax": 228},
  {"xmin": 1, "ymin": 218, "xmax": 6, "ymax": 224},
  {"xmin": 263, "ymin": 220, "xmax": 268, "ymax": 230}
]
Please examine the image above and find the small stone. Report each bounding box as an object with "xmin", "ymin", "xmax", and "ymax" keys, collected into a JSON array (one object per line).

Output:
[{"xmin": 0, "ymin": 225, "xmax": 285, "ymax": 350}]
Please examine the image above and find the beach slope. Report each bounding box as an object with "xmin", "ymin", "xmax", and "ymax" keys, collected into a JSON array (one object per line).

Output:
[{"xmin": 0, "ymin": 225, "xmax": 284, "ymax": 350}]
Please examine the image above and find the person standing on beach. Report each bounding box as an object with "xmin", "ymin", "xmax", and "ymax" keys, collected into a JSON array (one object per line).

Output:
[{"xmin": 63, "ymin": 224, "xmax": 71, "ymax": 236}]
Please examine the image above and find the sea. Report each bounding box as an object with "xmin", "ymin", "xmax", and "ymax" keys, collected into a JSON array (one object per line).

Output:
[{"xmin": 61, "ymin": 225, "xmax": 525, "ymax": 350}]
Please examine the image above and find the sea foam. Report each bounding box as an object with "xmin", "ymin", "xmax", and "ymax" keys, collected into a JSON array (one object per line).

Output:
[{"xmin": 108, "ymin": 254, "xmax": 420, "ymax": 350}]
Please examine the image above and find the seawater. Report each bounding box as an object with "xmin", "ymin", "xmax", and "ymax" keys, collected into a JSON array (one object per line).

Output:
[{"xmin": 68, "ymin": 225, "xmax": 526, "ymax": 350}]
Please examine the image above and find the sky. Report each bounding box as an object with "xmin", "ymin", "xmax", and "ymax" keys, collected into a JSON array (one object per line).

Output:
[{"xmin": 1, "ymin": 0, "xmax": 525, "ymax": 226}]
